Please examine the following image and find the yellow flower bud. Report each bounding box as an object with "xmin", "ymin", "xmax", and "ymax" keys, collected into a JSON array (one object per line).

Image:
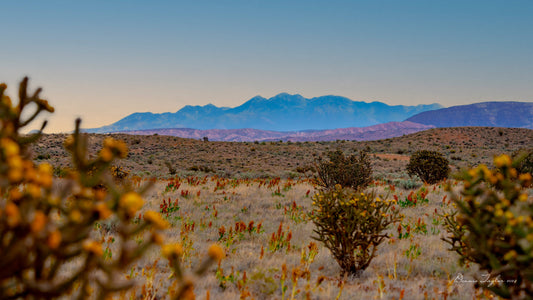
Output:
[
  {"xmin": 100, "ymin": 147, "xmax": 113, "ymax": 162},
  {"xmin": 7, "ymin": 168, "xmax": 23, "ymax": 183},
  {"xmin": 503, "ymin": 250, "xmax": 517, "ymax": 261},
  {"xmin": 162, "ymin": 243, "xmax": 183, "ymax": 259},
  {"xmin": 83, "ymin": 240, "xmax": 103, "ymax": 256},
  {"xmin": 519, "ymin": 194, "xmax": 528, "ymax": 202},
  {"xmin": 47, "ymin": 230, "xmax": 62, "ymax": 249},
  {"xmin": 208, "ymin": 244, "xmax": 225, "ymax": 261},
  {"xmin": 8, "ymin": 189, "xmax": 22, "ymax": 202},
  {"xmin": 31, "ymin": 211, "xmax": 47, "ymax": 233},
  {"xmin": 1, "ymin": 138, "xmax": 19, "ymax": 157},
  {"xmin": 120, "ymin": 192, "xmax": 144, "ymax": 215},
  {"xmin": 94, "ymin": 203, "xmax": 112, "ymax": 220},
  {"xmin": 70, "ymin": 209, "xmax": 83, "ymax": 223},
  {"xmin": 494, "ymin": 154, "xmax": 511, "ymax": 168},
  {"xmin": 144, "ymin": 210, "xmax": 170, "ymax": 229},
  {"xmin": 27, "ymin": 184, "xmax": 41, "ymax": 198},
  {"xmin": 5, "ymin": 202, "xmax": 20, "ymax": 227}
]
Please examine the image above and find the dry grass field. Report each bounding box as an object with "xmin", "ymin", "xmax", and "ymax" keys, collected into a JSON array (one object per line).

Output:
[
  {"xmin": 97, "ymin": 176, "xmax": 490, "ymax": 299},
  {"xmin": 24, "ymin": 127, "xmax": 532, "ymax": 299}
]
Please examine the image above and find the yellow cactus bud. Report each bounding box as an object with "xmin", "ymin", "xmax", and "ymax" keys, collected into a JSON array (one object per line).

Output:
[
  {"xmin": 70, "ymin": 209, "xmax": 83, "ymax": 223},
  {"xmin": 83, "ymin": 240, "xmax": 103, "ymax": 256},
  {"xmin": 144, "ymin": 210, "xmax": 169, "ymax": 229},
  {"xmin": 503, "ymin": 250, "xmax": 517, "ymax": 261},
  {"xmin": 8, "ymin": 189, "xmax": 22, "ymax": 202},
  {"xmin": 94, "ymin": 203, "xmax": 112, "ymax": 220},
  {"xmin": 120, "ymin": 192, "xmax": 144, "ymax": 215},
  {"xmin": 519, "ymin": 194, "xmax": 528, "ymax": 202},
  {"xmin": 47, "ymin": 230, "xmax": 62, "ymax": 249},
  {"xmin": 100, "ymin": 147, "xmax": 113, "ymax": 162},
  {"xmin": 1, "ymin": 138, "xmax": 19, "ymax": 157},
  {"xmin": 162, "ymin": 243, "xmax": 183, "ymax": 259},
  {"xmin": 27, "ymin": 184, "xmax": 41, "ymax": 198},
  {"xmin": 5, "ymin": 202, "xmax": 20, "ymax": 227},
  {"xmin": 494, "ymin": 154, "xmax": 511, "ymax": 168},
  {"xmin": 208, "ymin": 244, "xmax": 225, "ymax": 261},
  {"xmin": 31, "ymin": 211, "xmax": 47, "ymax": 233}
]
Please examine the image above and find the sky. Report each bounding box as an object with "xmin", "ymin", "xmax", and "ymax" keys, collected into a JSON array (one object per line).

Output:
[{"xmin": 1, "ymin": 1, "xmax": 532, "ymax": 133}]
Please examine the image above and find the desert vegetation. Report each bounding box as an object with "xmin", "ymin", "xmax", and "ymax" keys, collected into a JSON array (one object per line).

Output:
[{"xmin": 2, "ymin": 79, "xmax": 533, "ymax": 299}]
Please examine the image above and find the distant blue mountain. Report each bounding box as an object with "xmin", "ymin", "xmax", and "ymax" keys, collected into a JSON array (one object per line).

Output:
[
  {"xmin": 87, "ymin": 93, "xmax": 442, "ymax": 133},
  {"xmin": 406, "ymin": 101, "xmax": 533, "ymax": 129}
]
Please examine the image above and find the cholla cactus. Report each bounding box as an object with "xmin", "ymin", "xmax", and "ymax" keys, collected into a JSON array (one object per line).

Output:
[
  {"xmin": 442, "ymin": 154, "xmax": 533, "ymax": 299},
  {"xmin": 310, "ymin": 185, "xmax": 400, "ymax": 276},
  {"xmin": 0, "ymin": 78, "xmax": 169, "ymax": 298}
]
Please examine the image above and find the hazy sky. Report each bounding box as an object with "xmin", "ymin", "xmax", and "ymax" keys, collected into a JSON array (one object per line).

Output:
[{"xmin": 1, "ymin": 1, "xmax": 532, "ymax": 132}]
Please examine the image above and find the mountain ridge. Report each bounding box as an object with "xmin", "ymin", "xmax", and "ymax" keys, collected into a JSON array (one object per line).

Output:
[
  {"xmin": 87, "ymin": 93, "xmax": 442, "ymax": 133},
  {"xmin": 406, "ymin": 101, "xmax": 533, "ymax": 129}
]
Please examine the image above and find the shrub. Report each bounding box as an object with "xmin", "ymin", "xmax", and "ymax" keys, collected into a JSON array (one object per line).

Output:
[
  {"xmin": 165, "ymin": 160, "xmax": 177, "ymax": 175},
  {"xmin": 406, "ymin": 150, "xmax": 450, "ymax": 184},
  {"xmin": 442, "ymin": 155, "xmax": 533, "ymax": 299},
  {"xmin": 315, "ymin": 149, "xmax": 372, "ymax": 190},
  {"xmin": 310, "ymin": 185, "xmax": 400, "ymax": 276}
]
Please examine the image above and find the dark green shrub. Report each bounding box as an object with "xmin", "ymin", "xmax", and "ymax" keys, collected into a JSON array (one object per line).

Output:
[
  {"xmin": 311, "ymin": 185, "xmax": 400, "ymax": 276},
  {"xmin": 406, "ymin": 150, "xmax": 450, "ymax": 184},
  {"xmin": 315, "ymin": 149, "xmax": 372, "ymax": 190},
  {"xmin": 442, "ymin": 155, "xmax": 533, "ymax": 299}
]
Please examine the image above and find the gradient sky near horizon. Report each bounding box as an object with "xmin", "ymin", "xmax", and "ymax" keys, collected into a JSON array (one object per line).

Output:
[{"xmin": 2, "ymin": 1, "xmax": 533, "ymax": 133}]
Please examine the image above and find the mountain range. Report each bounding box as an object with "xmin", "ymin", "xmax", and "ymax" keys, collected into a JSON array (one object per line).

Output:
[
  {"xmin": 87, "ymin": 93, "xmax": 442, "ymax": 133},
  {"xmin": 86, "ymin": 94, "xmax": 533, "ymax": 141}
]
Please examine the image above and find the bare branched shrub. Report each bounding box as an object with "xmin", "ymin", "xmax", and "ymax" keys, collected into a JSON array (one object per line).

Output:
[
  {"xmin": 315, "ymin": 150, "xmax": 372, "ymax": 190},
  {"xmin": 406, "ymin": 150, "xmax": 450, "ymax": 184}
]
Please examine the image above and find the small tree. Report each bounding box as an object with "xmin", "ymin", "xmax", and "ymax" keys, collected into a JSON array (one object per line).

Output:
[
  {"xmin": 311, "ymin": 185, "xmax": 400, "ymax": 276},
  {"xmin": 406, "ymin": 150, "xmax": 450, "ymax": 184},
  {"xmin": 315, "ymin": 149, "xmax": 372, "ymax": 190}
]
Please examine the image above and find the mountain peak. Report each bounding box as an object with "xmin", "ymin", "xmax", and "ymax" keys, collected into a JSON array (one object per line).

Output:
[{"xmin": 271, "ymin": 92, "xmax": 303, "ymax": 98}]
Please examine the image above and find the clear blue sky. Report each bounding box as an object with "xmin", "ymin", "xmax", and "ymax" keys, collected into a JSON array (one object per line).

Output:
[{"xmin": 1, "ymin": 1, "xmax": 532, "ymax": 132}]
